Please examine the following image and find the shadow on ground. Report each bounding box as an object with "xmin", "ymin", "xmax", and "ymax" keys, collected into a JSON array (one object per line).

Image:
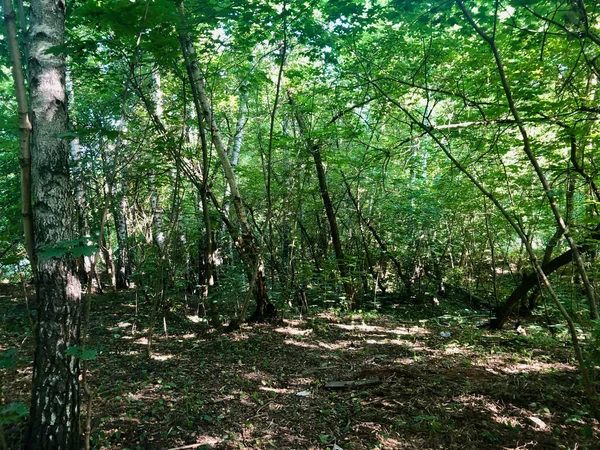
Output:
[{"xmin": 1, "ymin": 288, "xmax": 598, "ymax": 449}]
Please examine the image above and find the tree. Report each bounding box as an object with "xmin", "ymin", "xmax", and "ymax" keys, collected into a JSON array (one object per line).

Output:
[
  {"xmin": 25, "ymin": 0, "xmax": 82, "ymax": 448},
  {"xmin": 1, "ymin": 0, "xmax": 34, "ymax": 272}
]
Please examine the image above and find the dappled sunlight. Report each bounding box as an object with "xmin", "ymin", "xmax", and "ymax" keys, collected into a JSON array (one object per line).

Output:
[
  {"xmin": 274, "ymin": 326, "xmax": 312, "ymax": 336},
  {"xmin": 333, "ymin": 323, "xmax": 387, "ymax": 333},
  {"xmin": 331, "ymin": 322, "xmax": 430, "ymax": 337},
  {"xmin": 4, "ymin": 288, "xmax": 595, "ymax": 449},
  {"xmin": 484, "ymin": 355, "xmax": 575, "ymax": 375},
  {"xmin": 186, "ymin": 315, "xmax": 207, "ymax": 324},
  {"xmin": 283, "ymin": 338, "xmax": 321, "ymax": 350},
  {"xmin": 443, "ymin": 343, "xmax": 469, "ymax": 355},
  {"xmin": 243, "ymin": 370, "xmax": 277, "ymax": 383},
  {"xmin": 259, "ymin": 386, "xmax": 294, "ymax": 395},
  {"xmin": 364, "ymin": 338, "xmax": 408, "ymax": 347},
  {"xmin": 317, "ymin": 340, "xmax": 354, "ymax": 350},
  {"xmin": 492, "ymin": 414, "xmax": 525, "ymax": 429},
  {"xmin": 287, "ymin": 376, "xmax": 315, "ymax": 387},
  {"xmin": 179, "ymin": 333, "xmax": 197, "ymax": 340},
  {"xmin": 151, "ymin": 353, "xmax": 173, "ymax": 361},
  {"xmin": 389, "ymin": 326, "xmax": 430, "ymax": 336},
  {"xmin": 190, "ymin": 435, "xmax": 223, "ymax": 447},
  {"xmin": 454, "ymin": 393, "xmax": 554, "ymax": 435}
]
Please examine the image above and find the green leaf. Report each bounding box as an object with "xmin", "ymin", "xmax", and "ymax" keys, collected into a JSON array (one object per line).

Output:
[
  {"xmin": 0, "ymin": 402, "xmax": 29, "ymax": 425},
  {"xmin": 66, "ymin": 346, "xmax": 97, "ymax": 360},
  {"xmin": 39, "ymin": 246, "xmax": 68, "ymax": 259},
  {"xmin": 80, "ymin": 349, "xmax": 98, "ymax": 361},
  {"xmin": 0, "ymin": 348, "xmax": 18, "ymax": 369},
  {"xmin": 71, "ymin": 243, "xmax": 98, "ymax": 258},
  {"xmin": 66, "ymin": 346, "xmax": 81, "ymax": 356}
]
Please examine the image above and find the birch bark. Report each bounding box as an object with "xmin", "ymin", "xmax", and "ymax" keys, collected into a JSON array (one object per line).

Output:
[{"xmin": 25, "ymin": 0, "xmax": 82, "ymax": 447}]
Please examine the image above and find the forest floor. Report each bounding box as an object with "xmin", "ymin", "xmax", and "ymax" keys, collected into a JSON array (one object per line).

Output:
[{"xmin": 1, "ymin": 284, "xmax": 599, "ymax": 449}]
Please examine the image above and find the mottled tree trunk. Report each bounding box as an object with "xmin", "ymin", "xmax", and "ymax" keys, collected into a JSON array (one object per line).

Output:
[
  {"xmin": 25, "ymin": 0, "xmax": 82, "ymax": 448},
  {"xmin": 113, "ymin": 177, "xmax": 130, "ymax": 289}
]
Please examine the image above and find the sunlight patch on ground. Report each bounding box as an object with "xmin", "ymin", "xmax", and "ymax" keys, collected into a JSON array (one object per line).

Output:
[
  {"xmin": 332, "ymin": 323, "xmax": 430, "ymax": 336},
  {"xmin": 282, "ymin": 318, "xmax": 304, "ymax": 327},
  {"xmin": 244, "ymin": 370, "xmax": 276, "ymax": 382},
  {"xmin": 284, "ymin": 338, "xmax": 321, "ymax": 350},
  {"xmin": 151, "ymin": 353, "xmax": 173, "ymax": 361},
  {"xmin": 444, "ymin": 344, "xmax": 467, "ymax": 355},
  {"xmin": 274, "ymin": 326, "xmax": 312, "ymax": 336},
  {"xmin": 455, "ymin": 394, "xmax": 500, "ymax": 413},
  {"xmin": 318, "ymin": 340, "xmax": 353, "ymax": 350},
  {"xmin": 259, "ymin": 386, "xmax": 294, "ymax": 395},
  {"xmin": 389, "ymin": 327, "xmax": 430, "ymax": 336},
  {"xmin": 493, "ymin": 415, "xmax": 523, "ymax": 428},
  {"xmin": 364, "ymin": 338, "xmax": 407, "ymax": 347},
  {"xmin": 117, "ymin": 416, "xmax": 141, "ymax": 424},
  {"xmin": 287, "ymin": 376, "xmax": 315, "ymax": 387},
  {"xmin": 126, "ymin": 392, "xmax": 146, "ymax": 401},
  {"xmin": 192, "ymin": 435, "xmax": 222, "ymax": 447},
  {"xmin": 333, "ymin": 323, "xmax": 385, "ymax": 332},
  {"xmin": 485, "ymin": 356, "xmax": 574, "ymax": 374},
  {"xmin": 179, "ymin": 333, "xmax": 197, "ymax": 340},
  {"xmin": 376, "ymin": 434, "xmax": 404, "ymax": 449},
  {"xmin": 186, "ymin": 315, "xmax": 209, "ymax": 324}
]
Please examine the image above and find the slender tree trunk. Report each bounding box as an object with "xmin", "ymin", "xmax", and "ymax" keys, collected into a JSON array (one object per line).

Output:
[
  {"xmin": 291, "ymin": 96, "xmax": 355, "ymax": 308},
  {"xmin": 25, "ymin": 0, "xmax": 82, "ymax": 448},
  {"xmin": 113, "ymin": 177, "xmax": 130, "ymax": 289},
  {"xmin": 147, "ymin": 171, "xmax": 166, "ymax": 356},
  {"xmin": 178, "ymin": 2, "xmax": 274, "ymax": 322},
  {"xmin": 312, "ymin": 146, "xmax": 355, "ymax": 307},
  {"xmin": 223, "ymin": 93, "xmax": 247, "ymax": 226},
  {"xmin": 342, "ymin": 173, "xmax": 411, "ymax": 294},
  {"xmin": 457, "ymin": 0, "xmax": 598, "ymax": 320},
  {"xmin": 98, "ymin": 186, "xmax": 116, "ymax": 289},
  {"xmin": 2, "ymin": 0, "xmax": 35, "ymax": 273}
]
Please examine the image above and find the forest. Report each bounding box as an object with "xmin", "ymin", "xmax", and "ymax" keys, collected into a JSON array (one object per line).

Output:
[{"xmin": 1, "ymin": 0, "xmax": 600, "ymax": 448}]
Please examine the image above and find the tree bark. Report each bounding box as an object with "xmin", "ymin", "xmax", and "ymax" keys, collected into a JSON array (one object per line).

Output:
[
  {"xmin": 2, "ymin": 0, "xmax": 35, "ymax": 272},
  {"xmin": 113, "ymin": 177, "xmax": 130, "ymax": 289},
  {"xmin": 25, "ymin": 0, "xmax": 82, "ymax": 448}
]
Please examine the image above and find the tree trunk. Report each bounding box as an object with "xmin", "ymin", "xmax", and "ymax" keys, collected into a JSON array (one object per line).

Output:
[
  {"xmin": 25, "ymin": 0, "xmax": 82, "ymax": 448},
  {"xmin": 2, "ymin": 0, "xmax": 35, "ymax": 272},
  {"xmin": 457, "ymin": 0, "xmax": 598, "ymax": 320},
  {"xmin": 290, "ymin": 97, "xmax": 355, "ymax": 307},
  {"xmin": 490, "ymin": 245, "xmax": 591, "ymax": 329},
  {"xmin": 178, "ymin": 2, "xmax": 274, "ymax": 321},
  {"xmin": 113, "ymin": 177, "xmax": 130, "ymax": 289}
]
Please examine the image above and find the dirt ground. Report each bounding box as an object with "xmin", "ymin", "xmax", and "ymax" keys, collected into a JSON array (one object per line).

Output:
[{"xmin": 1, "ymin": 284, "xmax": 599, "ymax": 449}]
